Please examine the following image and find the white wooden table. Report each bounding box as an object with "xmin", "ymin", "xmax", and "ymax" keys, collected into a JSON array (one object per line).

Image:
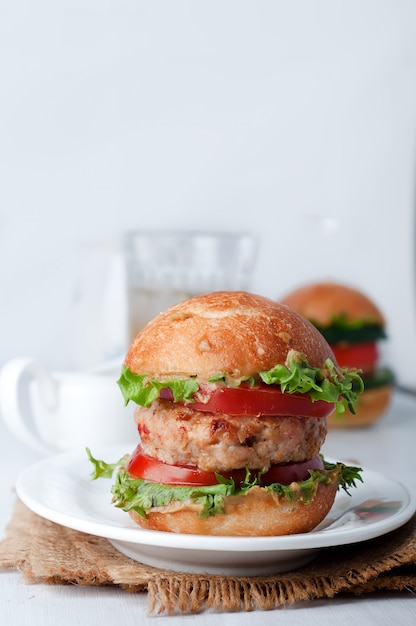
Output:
[{"xmin": 1, "ymin": 390, "xmax": 415, "ymax": 625}]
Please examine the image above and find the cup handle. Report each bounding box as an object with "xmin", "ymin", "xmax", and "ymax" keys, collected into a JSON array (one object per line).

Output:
[{"xmin": 0, "ymin": 357, "xmax": 58, "ymax": 455}]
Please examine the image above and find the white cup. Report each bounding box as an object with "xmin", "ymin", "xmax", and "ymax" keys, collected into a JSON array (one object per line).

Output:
[{"xmin": 0, "ymin": 357, "xmax": 137, "ymax": 455}]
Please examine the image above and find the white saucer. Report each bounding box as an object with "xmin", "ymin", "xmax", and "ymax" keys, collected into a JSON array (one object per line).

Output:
[{"xmin": 16, "ymin": 446, "xmax": 416, "ymax": 576}]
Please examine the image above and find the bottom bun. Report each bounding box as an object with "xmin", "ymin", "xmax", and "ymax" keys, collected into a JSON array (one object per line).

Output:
[
  {"xmin": 328, "ymin": 385, "xmax": 393, "ymax": 429},
  {"xmin": 128, "ymin": 482, "xmax": 339, "ymax": 537}
]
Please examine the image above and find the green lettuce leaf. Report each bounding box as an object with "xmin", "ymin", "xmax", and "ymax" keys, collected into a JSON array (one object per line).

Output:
[
  {"xmin": 117, "ymin": 351, "xmax": 363, "ymax": 414},
  {"xmin": 87, "ymin": 450, "xmax": 363, "ymax": 520},
  {"xmin": 360, "ymin": 367, "xmax": 395, "ymax": 391},
  {"xmin": 111, "ymin": 469, "xmax": 234, "ymax": 519},
  {"xmin": 259, "ymin": 352, "xmax": 364, "ymax": 414},
  {"xmin": 86, "ymin": 447, "xmax": 129, "ymax": 479},
  {"xmin": 312, "ymin": 313, "xmax": 387, "ymax": 345},
  {"xmin": 117, "ymin": 365, "xmax": 199, "ymax": 407}
]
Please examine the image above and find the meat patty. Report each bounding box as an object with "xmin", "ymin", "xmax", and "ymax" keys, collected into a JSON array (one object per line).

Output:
[{"xmin": 135, "ymin": 399, "xmax": 328, "ymax": 473}]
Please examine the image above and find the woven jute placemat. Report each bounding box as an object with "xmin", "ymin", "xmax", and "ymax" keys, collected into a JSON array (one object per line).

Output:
[{"xmin": 1, "ymin": 499, "xmax": 415, "ymax": 614}]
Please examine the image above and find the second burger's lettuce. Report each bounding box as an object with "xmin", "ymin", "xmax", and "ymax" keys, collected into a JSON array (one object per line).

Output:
[
  {"xmin": 117, "ymin": 349, "xmax": 363, "ymax": 414},
  {"xmin": 312, "ymin": 313, "xmax": 387, "ymax": 345}
]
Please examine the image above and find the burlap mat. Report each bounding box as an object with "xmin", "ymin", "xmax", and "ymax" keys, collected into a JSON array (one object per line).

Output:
[{"xmin": 1, "ymin": 499, "xmax": 415, "ymax": 614}]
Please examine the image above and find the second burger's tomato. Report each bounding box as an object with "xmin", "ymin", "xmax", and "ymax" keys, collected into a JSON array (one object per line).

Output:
[
  {"xmin": 159, "ymin": 385, "xmax": 335, "ymax": 418},
  {"xmin": 331, "ymin": 341, "xmax": 378, "ymax": 372},
  {"xmin": 126, "ymin": 445, "xmax": 325, "ymax": 487}
]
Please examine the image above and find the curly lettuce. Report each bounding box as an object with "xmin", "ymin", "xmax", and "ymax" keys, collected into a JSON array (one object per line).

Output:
[
  {"xmin": 117, "ymin": 366, "xmax": 199, "ymax": 407},
  {"xmin": 87, "ymin": 450, "xmax": 363, "ymax": 520},
  {"xmin": 312, "ymin": 313, "xmax": 386, "ymax": 345},
  {"xmin": 117, "ymin": 350, "xmax": 363, "ymax": 414},
  {"xmin": 258, "ymin": 351, "xmax": 363, "ymax": 413}
]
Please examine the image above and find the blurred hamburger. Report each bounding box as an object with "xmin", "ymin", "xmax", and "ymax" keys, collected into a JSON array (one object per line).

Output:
[
  {"xmin": 281, "ymin": 281, "xmax": 394, "ymax": 427},
  {"xmin": 89, "ymin": 291, "xmax": 363, "ymax": 536}
]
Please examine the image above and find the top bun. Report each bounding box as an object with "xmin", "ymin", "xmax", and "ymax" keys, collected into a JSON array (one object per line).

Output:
[
  {"xmin": 125, "ymin": 291, "xmax": 336, "ymax": 383},
  {"xmin": 281, "ymin": 281, "xmax": 385, "ymax": 328}
]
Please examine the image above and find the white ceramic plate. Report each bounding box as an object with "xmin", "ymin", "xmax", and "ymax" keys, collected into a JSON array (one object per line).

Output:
[{"xmin": 16, "ymin": 447, "xmax": 416, "ymax": 576}]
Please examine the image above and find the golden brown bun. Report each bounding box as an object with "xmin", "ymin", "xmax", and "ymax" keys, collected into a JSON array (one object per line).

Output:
[
  {"xmin": 125, "ymin": 291, "xmax": 337, "ymax": 383},
  {"xmin": 128, "ymin": 481, "xmax": 339, "ymax": 537},
  {"xmin": 281, "ymin": 281, "xmax": 385, "ymax": 328},
  {"xmin": 328, "ymin": 385, "xmax": 393, "ymax": 428}
]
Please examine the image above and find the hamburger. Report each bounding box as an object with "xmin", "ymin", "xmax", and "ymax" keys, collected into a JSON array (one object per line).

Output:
[
  {"xmin": 281, "ymin": 281, "xmax": 394, "ymax": 428},
  {"xmin": 88, "ymin": 291, "xmax": 363, "ymax": 536}
]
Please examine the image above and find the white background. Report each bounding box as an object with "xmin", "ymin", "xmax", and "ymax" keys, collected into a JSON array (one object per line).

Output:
[{"xmin": 1, "ymin": 1, "xmax": 416, "ymax": 386}]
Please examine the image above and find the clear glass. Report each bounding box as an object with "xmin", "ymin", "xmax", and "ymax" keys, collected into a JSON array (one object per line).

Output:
[{"xmin": 124, "ymin": 231, "xmax": 258, "ymax": 339}]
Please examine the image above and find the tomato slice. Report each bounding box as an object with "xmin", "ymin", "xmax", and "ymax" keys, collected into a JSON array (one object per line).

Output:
[
  {"xmin": 331, "ymin": 341, "xmax": 378, "ymax": 372},
  {"xmin": 159, "ymin": 384, "xmax": 334, "ymax": 418},
  {"xmin": 127, "ymin": 445, "xmax": 220, "ymax": 486},
  {"xmin": 262, "ymin": 454, "xmax": 324, "ymax": 484},
  {"xmin": 126, "ymin": 445, "xmax": 324, "ymax": 487}
]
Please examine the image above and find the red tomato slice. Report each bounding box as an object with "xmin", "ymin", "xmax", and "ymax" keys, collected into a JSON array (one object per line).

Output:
[
  {"xmin": 159, "ymin": 384, "xmax": 334, "ymax": 418},
  {"xmin": 331, "ymin": 341, "xmax": 378, "ymax": 372},
  {"xmin": 262, "ymin": 454, "xmax": 324, "ymax": 484},
  {"xmin": 127, "ymin": 445, "xmax": 221, "ymax": 486},
  {"xmin": 126, "ymin": 445, "xmax": 324, "ymax": 487}
]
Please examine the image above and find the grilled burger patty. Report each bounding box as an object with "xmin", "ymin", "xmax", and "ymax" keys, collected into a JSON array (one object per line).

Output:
[{"xmin": 135, "ymin": 398, "xmax": 328, "ymax": 473}]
